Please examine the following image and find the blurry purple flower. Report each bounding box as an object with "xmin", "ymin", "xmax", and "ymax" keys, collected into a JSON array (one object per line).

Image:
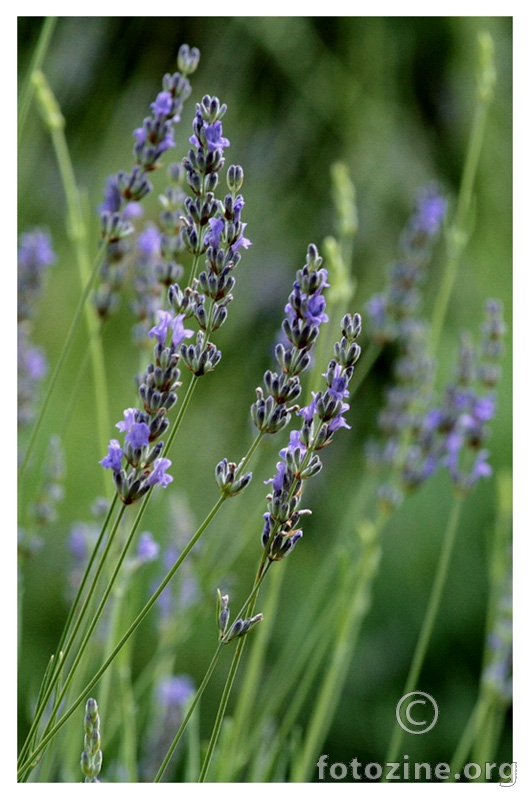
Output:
[
  {"xmin": 149, "ymin": 310, "xmax": 174, "ymax": 346},
  {"xmin": 413, "ymin": 185, "xmax": 447, "ymax": 237},
  {"xmin": 18, "ymin": 229, "xmax": 56, "ymax": 270},
  {"xmin": 151, "ymin": 91, "xmax": 174, "ymax": 118},
  {"xmin": 100, "ymin": 440, "xmax": 124, "ymax": 471},
  {"xmin": 21, "ymin": 345, "xmax": 48, "ymax": 380},
  {"xmin": 125, "ymin": 421, "xmax": 151, "ymax": 449},
  {"xmin": 204, "ymin": 217, "xmax": 224, "ymax": 248},
  {"xmin": 204, "ymin": 120, "xmax": 230, "ymax": 153},
  {"xmin": 136, "ymin": 531, "xmax": 160, "ymax": 563},
  {"xmin": 172, "ymin": 314, "xmax": 194, "ymax": 348},
  {"xmin": 146, "ymin": 458, "xmax": 173, "ymax": 488},
  {"xmin": 138, "ymin": 224, "xmax": 162, "ymax": 258},
  {"xmin": 157, "ymin": 675, "xmax": 194, "ymax": 709}
]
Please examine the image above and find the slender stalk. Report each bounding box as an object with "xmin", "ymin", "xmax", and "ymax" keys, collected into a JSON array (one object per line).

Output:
[
  {"xmin": 449, "ymin": 693, "xmax": 489, "ymax": 780},
  {"xmin": 155, "ymin": 536, "xmax": 273, "ymax": 782},
  {"xmin": 18, "ymin": 489, "xmax": 228, "ymax": 779},
  {"xmin": 30, "ymin": 70, "xmax": 112, "ymax": 495},
  {"xmin": 18, "ymin": 239, "xmax": 107, "ymax": 478},
  {"xmin": 216, "ymin": 559, "xmax": 285, "ymax": 780},
  {"xmin": 384, "ymin": 495, "xmax": 464, "ymax": 768},
  {"xmin": 18, "ymin": 16, "xmax": 57, "ymax": 140},
  {"xmin": 291, "ymin": 517, "xmax": 383, "ymax": 782},
  {"xmin": 430, "ymin": 31, "xmax": 495, "ymax": 355},
  {"xmin": 17, "ymin": 501, "xmax": 128, "ymax": 778},
  {"xmin": 197, "ymin": 561, "xmax": 271, "ymax": 782},
  {"xmin": 153, "ymin": 643, "xmax": 224, "ymax": 782},
  {"xmin": 17, "ymin": 494, "xmax": 119, "ymax": 770}
]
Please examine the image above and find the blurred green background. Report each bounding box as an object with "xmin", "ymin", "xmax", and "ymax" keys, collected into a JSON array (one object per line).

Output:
[{"xmin": 18, "ymin": 17, "xmax": 512, "ymax": 780}]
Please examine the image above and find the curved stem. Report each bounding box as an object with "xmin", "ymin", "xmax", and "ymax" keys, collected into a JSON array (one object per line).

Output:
[
  {"xmin": 18, "ymin": 17, "xmax": 57, "ymax": 140},
  {"xmin": 384, "ymin": 495, "xmax": 464, "ymax": 769},
  {"xmin": 17, "ymin": 493, "xmax": 119, "ymax": 770},
  {"xmin": 197, "ymin": 561, "xmax": 272, "ymax": 782},
  {"xmin": 17, "ymin": 492, "xmax": 227, "ymax": 780},
  {"xmin": 430, "ymin": 35, "xmax": 495, "ymax": 355},
  {"xmin": 291, "ymin": 515, "xmax": 384, "ymax": 782},
  {"xmin": 153, "ymin": 643, "xmax": 224, "ymax": 782},
  {"xmin": 18, "ymin": 241, "xmax": 106, "ymax": 479}
]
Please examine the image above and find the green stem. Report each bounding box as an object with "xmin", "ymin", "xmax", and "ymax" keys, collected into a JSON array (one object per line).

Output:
[
  {"xmin": 18, "ymin": 17, "xmax": 57, "ymax": 140},
  {"xmin": 430, "ymin": 31, "xmax": 495, "ymax": 354},
  {"xmin": 31, "ymin": 70, "xmax": 112, "ymax": 495},
  {"xmin": 17, "ymin": 493, "xmax": 228, "ymax": 780},
  {"xmin": 449, "ymin": 693, "xmax": 489, "ymax": 780},
  {"xmin": 18, "ymin": 238, "xmax": 106, "ymax": 479},
  {"xmin": 291, "ymin": 517, "xmax": 383, "ymax": 782},
  {"xmin": 384, "ymin": 495, "xmax": 464, "ymax": 769},
  {"xmin": 197, "ymin": 560, "xmax": 271, "ymax": 782},
  {"xmin": 153, "ymin": 643, "xmax": 224, "ymax": 782},
  {"xmin": 216, "ymin": 559, "xmax": 285, "ymax": 780},
  {"xmin": 17, "ymin": 494, "xmax": 119, "ymax": 771},
  {"xmin": 156, "ymin": 554, "xmax": 273, "ymax": 782}
]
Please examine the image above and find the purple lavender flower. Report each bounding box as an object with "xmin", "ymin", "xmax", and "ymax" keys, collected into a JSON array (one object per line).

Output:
[
  {"xmin": 99, "ymin": 176, "xmax": 125, "ymax": 215},
  {"xmin": 328, "ymin": 363, "xmax": 350, "ymax": 401},
  {"xmin": 366, "ymin": 184, "xmax": 447, "ymax": 344},
  {"xmin": 146, "ymin": 458, "xmax": 173, "ymax": 488},
  {"xmin": 305, "ymin": 291, "xmax": 329, "ymax": 325},
  {"xmin": 327, "ymin": 405, "xmax": 352, "ymax": 432},
  {"xmin": 151, "ymin": 91, "xmax": 176, "ymax": 119},
  {"xmin": 231, "ymin": 222, "xmax": 252, "ymax": 251},
  {"xmin": 125, "ymin": 421, "xmax": 151, "ymax": 449},
  {"xmin": 138, "ymin": 224, "xmax": 162, "ymax": 258},
  {"xmin": 410, "ymin": 183, "xmax": 447, "ymax": 237},
  {"xmin": 204, "ymin": 217, "xmax": 224, "ymax": 249},
  {"xmin": 115, "ymin": 408, "xmax": 151, "ymax": 448},
  {"xmin": 189, "ymin": 116, "xmax": 230, "ymax": 155},
  {"xmin": 171, "ymin": 314, "xmax": 194, "ymax": 348},
  {"xmin": 18, "ymin": 228, "xmax": 56, "ymax": 270},
  {"xmin": 149, "ymin": 310, "xmax": 174, "ymax": 346},
  {"xmin": 157, "ymin": 675, "xmax": 195, "ymax": 709},
  {"xmin": 204, "ymin": 120, "xmax": 230, "ymax": 153},
  {"xmin": 444, "ymin": 435, "xmax": 492, "ymax": 493},
  {"xmin": 264, "ymin": 460, "xmax": 289, "ymax": 495},
  {"xmin": 18, "ymin": 228, "xmax": 56, "ymax": 322},
  {"xmin": 99, "ymin": 439, "xmax": 124, "ymax": 472},
  {"xmin": 95, "ymin": 50, "xmax": 199, "ymax": 324},
  {"xmin": 136, "ymin": 531, "xmax": 160, "ymax": 564}
]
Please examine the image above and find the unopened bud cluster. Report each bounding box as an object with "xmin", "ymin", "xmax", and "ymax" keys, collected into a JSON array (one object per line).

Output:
[
  {"xmin": 261, "ymin": 312, "xmax": 361, "ymax": 562},
  {"xmin": 94, "ymin": 44, "xmax": 200, "ymax": 320},
  {"xmin": 80, "ymin": 698, "xmax": 102, "ymax": 783},
  {"xmin": 251, "ymin": 244, "xmax": 328, "ymax": 435},
  {"xmin": 99, "ymin": 312, "xmax": 194, "ymax": 503},
  {"xmin": 365, "ymin": 184, "xmax": 447, "ymax": 345},
  {"xmin": 217, "ymin": 589, "xmax": 263, "ymax": 644},
  {"xmin": 100, "ymin": 76, "xmax": 252, "ymax": 499}
]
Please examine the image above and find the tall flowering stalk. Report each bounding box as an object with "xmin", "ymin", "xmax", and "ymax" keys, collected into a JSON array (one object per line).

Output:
[
  {"xmin": 17, "ymin": 51, "xmax": 258, "ymax": 782},
  {"xmin": 384, "ymin": 301, "xmax": 507, "ymax": 768},
  {"xmin": 195, "ymin": 309, "xmax": 361, "ymax": 781},
  {"xmin": 94, "ymin": 45, "xmax": 200, "ymax": 320},
  {"xmin": 152, "ymin": 245, "xmax": 362, "ymax": 782}
]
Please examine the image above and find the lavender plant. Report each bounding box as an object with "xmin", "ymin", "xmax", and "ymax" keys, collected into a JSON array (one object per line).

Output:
[{"xmin": 18, "ymin": 19, "xmax": 511, "ymax": 784}]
